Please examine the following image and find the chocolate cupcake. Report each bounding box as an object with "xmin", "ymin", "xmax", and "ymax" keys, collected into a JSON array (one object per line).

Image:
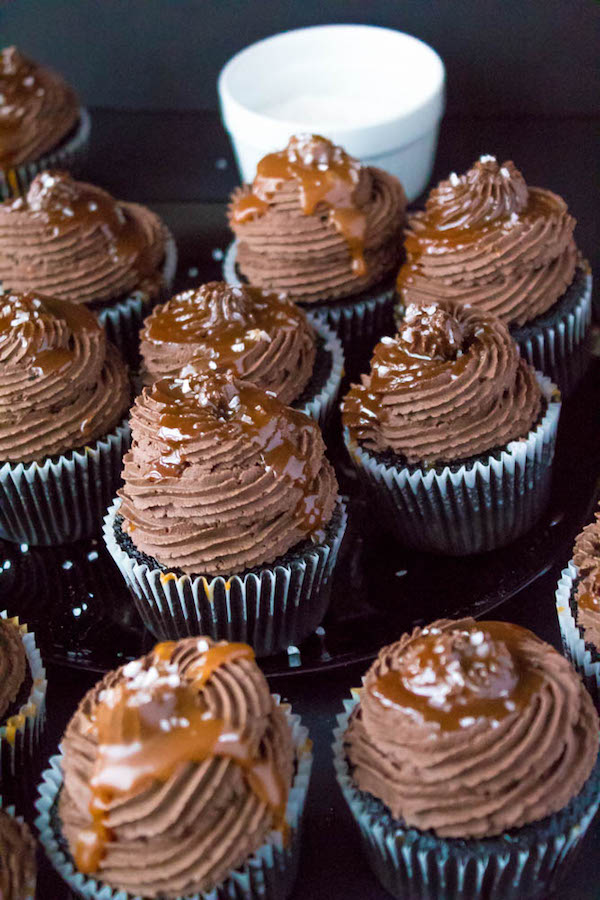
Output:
[
  {"xmin": 342, "ymin": 299, "xmax": 560, "ymax": 555},
  {"xmin": 334, "ymin": 618, "xmax": 600, "ymax": 900},
  {"xmin": 0, "ymin": 171, "xmax": 177, "ymax": 358},
  {"xmin": 140, "ymin": 280, "xmax": 344, "ymax": 429},
  {"xmin": 0, "ymin": 612, "xmax": 46, "ymax": 802},
  {"xmin": 103, "ymin": 370, "xmax": 347, "ymax": 655},
  {"xmin": 0, "ymin": 291, "xmax": 131, "ymax": 545},
  {"xmin": 555, "ymin": 509, "xmax": 600, "ymax": 711},
  {"xmin": 396, "ymin": 156, "xmax": 592, "ymax": 393},
  {"xmin": 0, "ymin": 46, "xmax": 90, "ymax": 200},
  {"xmin": 0, "ymin": 802, "xmax": 37, "ymax": 899},
  {"xmin": 225, "ymin": 134, "xmax": 406, "ymax": 376},
  {"xmin": 36, "ymin": 637, "xmax": 312, "ymax": 900}
]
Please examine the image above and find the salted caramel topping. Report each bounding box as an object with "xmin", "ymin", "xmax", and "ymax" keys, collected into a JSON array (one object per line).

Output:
[
  {"xmin": 370, "ymin": 621, "xmax": 541, "ymax": 730},
  {"xmin": 578, "ymin": 592, "xmax": 600, "ymax": 613},
  {"xmin": 75, "ymin": 639, "xmax": 287, "ymax": 875},
  {"xmin": 232, "ymin": 134, "xmax": 368, "ymax": 275}
]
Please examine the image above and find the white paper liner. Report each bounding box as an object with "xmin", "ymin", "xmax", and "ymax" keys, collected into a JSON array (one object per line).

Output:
[
  {"xmin": 0, "ymin": 612, "xmax": 47, "ymax": 800},
  {"xmin": 98, "ymin": 230, "xmax": 178, "ymax": 361},
  {"xmin": 0, "ymin": 797, "xmax": 37, "ymax": 900},
  {"xmin": 0, "ymin": 419, "xmax": 130, "ymax": 546},
  {"xmin": 295, "ymin": 319, "xmax": 344, "ymax": 429},
  {"xmin": 555, "ymin": 560, "xmax": 600, "ymax": 711},
  {"xmin": 345, "ymin": 372, "xmax": 560, "ymax": 555},
  {"xmin": 333, "ymin": 698, "xmax": 600, "ymax": 900},
  {"xmin": 223, "ymin": 239, "xmax": 396, "ymax": 379},
  {"xmin": 512, "ymin": 264, "xmax": 592, "ymax": 397},
  {"xmin": 35, "ymin": 700, "xmax": 312, "ymax": 900},
  {"xmin": 0, "ymin": 107, "xmax": 91, "ymax": 200},
  {"xmin": 103, "ymin": 496, "xmax": 348, "ymax": 657}
]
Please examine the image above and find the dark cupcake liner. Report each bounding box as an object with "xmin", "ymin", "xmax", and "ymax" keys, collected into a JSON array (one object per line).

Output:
[
  {"xmin": 0, "ymin": 797, "xmax": 36, "ymax": 899},
  {"xmin": 333, "ymin": 699, "xmax": 600, "ymax": 900},
  {"xmin": 0, "ymin": 108, "xmax": 91, "ymax": 200},
  {"xmin": 222, "ymin": 239, "xmax": 395, "ymax": 381},
  {"xmin": 35, "ymin": 701, "xmax": 312, "ymax": 900},
  {"xmin": 0, "ymin": 612, "xmax": 46, "ymax": 804},
  {"xmin": 511, "ymin": 263, "xmax": 592, "ymax": 397},
  {"xmin": 102, "ymin": 497, "xmax": 348, "ymax": 657},
  {"xmin": 0, "ymin": 419, "xmax": 130, "ymax": 546},
  {"xmin": 344, "ymin": 373, "xmax": 560, "ymax": 555},
  {"xmin": 295, "ymin": 320, "xmax": 344, "ymax": 429},
  {"xmin": 97, "ymin": 230, "xmax": 178, "ymax": 363},
  {"xmin": 555, "ymin": 561, "xmax": 600, "ymax": 712}
]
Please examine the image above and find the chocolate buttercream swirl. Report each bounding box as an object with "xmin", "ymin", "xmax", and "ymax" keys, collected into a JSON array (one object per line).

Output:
[
  {"xmin": 0, "ymin": 808, "xmax": 37, "ymax": 899},
  {"xmin": 0, "ymin": 617, "xmax": 26, "ymax": 721},
  {"xmin": 140, "ymin": 281, "xmax": 316, "ymax": 404},
  {"xmin": 573, "ymin": 513, "xmax": 600, "ymax": 649},
  {"xmin": 0, "ymin": 171, "xmax": 168, "ymax": 307},
  {"xmin": 229, "ymin": 134, "xmax": 406, "ymax": 303},
  {"xmin": 0, "ymin": 46, "xmax": 79, "ymax": 169},
  {"xmin": 118, "ymin": 371, "xmax": 338, "ymax": 574},
  {"xmin": 397, "ymin": 156, "xmax": 578, "ymax": 326},
  {"xmin": 0, "ymin": 291, "xmax": 130, "ymax": 462},
  {"xmin": 345, "ymin": 618, "xmax": 599, "ymax": 839},
  {"xmin": 342, "ymin": 299, "xmax": 542, "ymax": 465},
  {"xmin": 59, "ymin": 637, "xmax": 295, "ymax": 898}
]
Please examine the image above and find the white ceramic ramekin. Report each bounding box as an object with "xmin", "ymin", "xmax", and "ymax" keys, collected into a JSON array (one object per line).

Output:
[{"xmin": 218, "ymin": 24, "xmax": 445, "ymax": 201}]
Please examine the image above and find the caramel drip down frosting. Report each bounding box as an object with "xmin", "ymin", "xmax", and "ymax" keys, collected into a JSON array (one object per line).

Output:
[
  {"xmin": 0, "ymin": 46, "xmax": 79, "ymax": 169},
  {"xmin": 342, "ymin": 299, "xmax": 542, "ymax": 465},
  {"xmin": 140, "ymin": 281, "xmax": 316, "ymax": 404},
  {"xmin": 0, "ymin": 171, "xmax": 168, "ymax": 307},
  {"xmin": 118, "ymin": 371, "xmax": 338, "ymax": 574},
  {"xmin": 0, "ymin": 291, "xmax": 130, "ymax": 463},
  {"xmin": 573, "ymin": 512, "xmax": 600, "ymax": 650},
  {"xmin": 397, "ymin": 157, "xmax": 578, "ymax": 326},
  {"xmin": 229, "ymin": 135, "xmax": 406, "ymax": 303},
  {"xmin": 0, "ymin": 808, "xmax": 37, "ymax": 899},
  {"xmin": 59, "ymin": 637, "xmax": 295, "ymax": 898},
  {"xmin": 344, "ymin": 618, "xmax": 599, "ymax": 838},
  {"xmin": 0, "ymin": 616, "xmax": 26, "ymax": 721}
]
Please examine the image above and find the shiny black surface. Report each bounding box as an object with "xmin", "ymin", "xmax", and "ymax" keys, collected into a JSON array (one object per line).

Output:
[{"xmin": 2, "ymin": 109, "xmax": 598, "ymax": 899}]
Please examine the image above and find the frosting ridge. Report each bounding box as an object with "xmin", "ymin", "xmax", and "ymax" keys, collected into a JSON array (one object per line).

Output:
[{"xmin": 573, "ymin": 512, "xmax": 600, "ymax": 649}]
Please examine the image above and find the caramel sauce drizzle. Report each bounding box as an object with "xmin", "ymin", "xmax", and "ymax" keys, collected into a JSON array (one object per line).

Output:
[
  {"xmin": 578, "ymin": 591, "xmax": 600, "ymax": 613},
  {"xmin": 370, "ymin": 621, "xmax": 543, "ymax": 731},
  {"xmin": 0, "ymin": 290, "xmax": 101, "ymax": 376},
  {"xmin": 75, "ymin": 639, "xmax": 288, "ymax": 876},
  {"xmin": 232, "ymin": 135, "xmax": 368, "ymax": 276},
  {"xmin": 147, "ymin": 375, "xmax": 328, "ymax": 539}
]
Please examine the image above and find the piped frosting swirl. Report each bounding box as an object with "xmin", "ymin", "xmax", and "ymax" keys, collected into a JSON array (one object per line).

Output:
[
  {"xmin": 397, "ymin": 156, "xmax": 578, "ymax": 326},
  {"xmin": 344, "ymin": 618, "xmax": 599, "ymax": 838},
  {"xmin": 0, "ymin": 808, "xmax": 37, "ymax": 899},
  {"xmin": 0, "ymin": 291, "xmax": 130, "ymax": 462},
  {"xmin": 0, "ymin": 46, "xmax": 79, "ymax": 169},
  {"xmin": 118, "ymin": 371, "xmax": 338, "ymax": 574},
  {"xmin": 342, "ymin": 299, "xmax": 542, "ymax": 465},
  {"xmin": 573, "ymin": 512, "xmax": 600, "ymax": 650},
  {"xmin": 0, "ymin": 171, "xmax": 168, "ymax": 307},
  {"xmin": 140, "ymin": 281, "xmax": 316, "ymax": 404},
  {"xmin": 0, "ymin": 616, "xmax": 26, "ymax": 721},
  {"xmin": 229, "ymin": 134, "xmax": 406, "ymax": 303},
  {"xmin": 59, "ymin": 637, "xmax": 295, "ymax": 897}
]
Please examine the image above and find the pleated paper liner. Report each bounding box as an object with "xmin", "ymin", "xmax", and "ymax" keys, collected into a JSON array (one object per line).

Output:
[
  {"xmin": 0, "ymin": 612, "xmax": 47, "ymax": 805},
  {"xmin": 556, "ymin": 560, "xmax": 600, "ymax": 712},
  {"xmin": 333, "ymin": 698, "xmax": 600, "ymax": 900},
  {"xmin": 0, "ymin": 419, "xmax": 130, "ymax": 546},
  {"xmin": 344, "ymin": 373, "xmax": 560, "ymax": 556},
  {"xmin": 294, "ymin": 320, "xmax": 344, "ymax": 430},
  {"xmin": 0, "ymin": 108, "xmax": 91, "ymax": 200},
  {"xmin": 35, "ymin": 700, "xmax": 312, "ymax": 900},
  {"xmin": 103, "ymin": 497, "xmax": 348, "ymax": 657}
]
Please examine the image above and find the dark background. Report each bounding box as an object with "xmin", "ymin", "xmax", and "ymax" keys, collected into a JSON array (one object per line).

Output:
[{"xmin": 1, "ymin": 0, "xmax": 599, "ymax": 116}]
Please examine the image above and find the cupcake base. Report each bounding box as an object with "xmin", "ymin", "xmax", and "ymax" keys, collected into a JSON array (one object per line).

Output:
[
  {"xmin": 294, "ymin": 321, "xmax": 344, "ymax": 429},
  {"xmin": 555, "ymin": 561, "xmax": 600, "ymax": 711},
  {"xmin": 222, "ymin": 239, "xmax": 396, "ymax": 380},
  {"xmin": 103, "ymin": 497, "xmax": 348, "ymax": 657},
  {"xmin": 511, "ymin": 262, "xmax": 592, "ymax": 397},
  {"xmin": 344, "ymin": 373, "xmax": 560, "ymax": 555},
  {"xmin": 36, "ymin": 700, "xmax": 312, "ymax": 900},
  {"xmin": 0, "ymin": 612, "xmax": 46, "ymax": 805},
  {"xmin": 333, "ymin": 699, "xmax": 600, "ymax": 900},
  {"xmin": 0, "ymin": 418, "xmax": 130, "ymax": 546},
  {"xmin": 0, "ymin": 108, "xmax": 91, "ymax": 200}
]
